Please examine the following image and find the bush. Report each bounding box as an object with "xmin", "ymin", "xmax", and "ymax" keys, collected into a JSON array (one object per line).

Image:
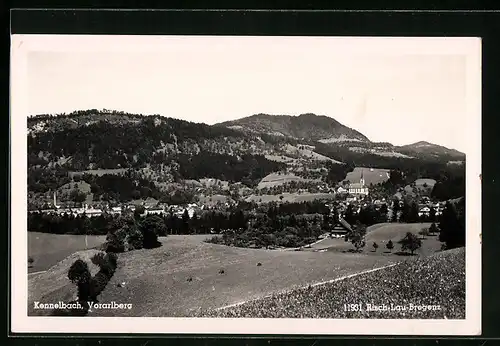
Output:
[
  {"xmin": 127, "ymin": 230, "xmax": 144, "ymax": 250},
  {"xmin": 205, "ymin": 236, "xmax": 223, "ymax": 244},
  {"xmin": 142, "ymin": 227, "xmax": 162, "ymax": 249},
  {"xmin": 67, "ymin": 259, "xmax": 92, "ymax": 302},
  {"xmin": 91, "ymin": 252, "xmax": 118, "ymax": 278},
  {"xmin": 28, "ymin": 256, "xmax": 34, "ymax": 267},
  {"xmin": 66, "ymin": 252, "xmax": 119, "ymax": 313},
  {"xmin": 91, "ymin": 252, "xmax": 106, "ymax": 267},
  {"xmin": 105, "ymin": 252, "xmax": 118, "ymax": 269},
  {"xmin": 89, "ymin": 271, "xmax": 111, "ymax": 301},
  {"xmin": 105, "ymin": 229, "xmax": 126, "ymax": 253},
  {"xmin": 139, "ymin": 215, "xmax": 164, "ymax": 249}
]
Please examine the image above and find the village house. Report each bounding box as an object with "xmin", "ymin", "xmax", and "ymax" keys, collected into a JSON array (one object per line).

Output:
[
  {"xmin": 418, "ymin": 206, "xmax": 431, "ymax": 218},
  {"xmin": 145, "ymin": 208, "xmax": 165, "ymax": 216},
  {"xmin": 110, "ymin": 206, "xmax": 122, "ymax": 215}
]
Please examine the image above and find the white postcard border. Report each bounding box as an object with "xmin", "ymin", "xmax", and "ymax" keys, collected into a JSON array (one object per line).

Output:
[{"xmin": 10, "ymin": 35, "xmax": 482, "ymax": 335}]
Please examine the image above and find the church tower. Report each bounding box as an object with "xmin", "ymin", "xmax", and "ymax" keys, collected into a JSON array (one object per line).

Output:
[
  {"xmin": 360, "ymin": 170, "xmax": 365, "ymax": 187},
  {"xmin": 53, "ymin": 191, "xmax": 59, "ymax": 209}
]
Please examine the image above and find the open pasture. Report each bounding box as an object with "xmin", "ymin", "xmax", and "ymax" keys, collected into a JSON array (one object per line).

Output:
[
  {"xmin": 28, "ymin": 232, "xmax": 106, "ymax": 273},
  {"xmin": 345, "ymin": 167, "xmax": 390, "ymax": 185},
  {"xmin": 202, "ymin": 247, "xmax": 465, "ymax": 319},
  {"xmin": 28, "ymin": 234, "xmax": 396, "ymax": 317},
  {"xmin": 306, "ymin": 223, "xmax": 439, "ymax": 257},
  {"xmin": 245, "ymin": 192, "xmax": 336, "ymax": 204},
  {"xmin": 257, "ymin": 173, "xmax": 316, "ymax": 189}
]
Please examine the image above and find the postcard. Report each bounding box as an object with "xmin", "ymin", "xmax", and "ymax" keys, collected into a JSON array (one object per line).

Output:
[{"xmin": 10, "ymin": 34, "xmax": 481, "ymax": 335}]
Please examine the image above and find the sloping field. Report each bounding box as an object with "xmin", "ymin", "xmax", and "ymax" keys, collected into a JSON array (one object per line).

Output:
[
  {"xmin": 284, "ymin": 144, "xmax": 342, "ymax": 164},
  {"xmin": 364, "ymin": 223, "xmax": 439, "ymax": 256},
  {"xmin": 28, "ymin": 232, "xmax": 106, "ymax": 273},
  {"xmin": 306, "ymin": 223, "xmax": 439, "ymax": 257},
  {"xmin": 264, "ymin": 154, "xmax": 297, "ymax": 164},
  {"xmin": 28, "ymin": 249, "xmax": 104, "ymax": 305},
  {"xmin": 57, "ymin": 181, "xmax": 93, "ymax": 204},
  {"xmin": 59, "ymin": 181, "xmax": 92, "ymax": 194},
  {"xmin": 198, "ymin": 194, "xmax": 233, "ymax": 206},
  {"xmin": 246, "ymin": 192, "xmax": 336, "ymax": 204},
  {"xmin": 28, "ymin": 235, "xmax": 396, "ymax": 317},
  {"xmin": 345, "ymin": 167, "xmax": 390, "ymax": 186},
  {"xmin": 371, "ymin": 150, "xmax": 413, "ymax": 158},
  {"xmin": 257, "ymin": 173, "xmax": 315, "ymax": 189},
  {"xmin": 202, "ymin": 247, "xmax": 465, "ymax": 319}
]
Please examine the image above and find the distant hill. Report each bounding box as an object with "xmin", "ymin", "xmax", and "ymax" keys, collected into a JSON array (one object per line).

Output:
[
  {"xmin": 397, "ymin": 141, "xmax": 464, "ymax": 160},
  {"xmin": 218, "ymin": 113, "xmax": 369, "ymax": 142},
  {"xmin": 218, "ymin": 113, "xmax": 464, "ymax": 162}
]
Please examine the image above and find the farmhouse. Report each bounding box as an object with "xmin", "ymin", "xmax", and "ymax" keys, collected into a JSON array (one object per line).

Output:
[
  {"xmin": 330, "ymin": 215, "xmax": 353, "ymax": 237},
  {"xmin": 418, "ymin": 206, "xmax": 431, "ymax": 217},
  {"xmin": 348, "ymin": 170, "xmax": 369, "ymax": 197}
]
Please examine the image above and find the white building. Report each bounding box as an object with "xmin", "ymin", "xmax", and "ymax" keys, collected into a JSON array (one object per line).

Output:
[
  {"xmin": 348, "ymin": 170, "xmax": 369, "ymax": 196},
  {"xmin": 145, "ymin": 208, "xmax": 165, "ymax": 216},
  {"xmin": 110, "ymin": 206, "xmax": 122, "ymax": 215},
  {"xmin": 418, "ymin": 206, "xmax": 431, "ymax": 217},
  {"xmin": 337, "ymin": 186, "xmax": 348, "ymax": 194}
]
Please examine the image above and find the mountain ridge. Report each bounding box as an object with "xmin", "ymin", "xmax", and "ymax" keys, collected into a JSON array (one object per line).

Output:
[
  {"xmin": 216, "ymin": 113, "xmax": 464, "ymax": 157},
  {"xmin": 217, "ymin": 113, "xmax": 371, "ymax": 143},
  {"xmin": 26, "ymin": 109, "xmax": 466, "ymax": 209},
  {"xmin": 28, "ymin": 110, "xmax": 464, "ymax": 156}
]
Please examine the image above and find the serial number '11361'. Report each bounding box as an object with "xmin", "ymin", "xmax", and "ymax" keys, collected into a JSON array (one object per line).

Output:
[{"xmin": 344, "ymin": 303, "xmax": 363, "ymax": 312}]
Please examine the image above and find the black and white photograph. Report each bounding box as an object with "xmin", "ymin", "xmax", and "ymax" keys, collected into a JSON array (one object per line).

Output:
[{"xmin": 11, "ymin": 35, "xmax": 481, "ymax": 335}]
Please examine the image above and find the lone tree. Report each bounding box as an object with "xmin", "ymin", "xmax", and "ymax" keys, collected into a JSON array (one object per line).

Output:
[
  {"xmin": 372, "ymin": 242, "xmax": 379, "ymax": 252},
  {"xmin": 386, "ymin": 240, "xmax": 394, "ymax": 252},
  {"xmin": 344, "ymin": 222, "xmax": 367, "ymax": 252},
  {"xmin": 429, "ymin": 222, "xmax": 438, "ymax": 235},
  {"xmin": 139, "ymin": 214, "xmax": 164, "ymax": 249},
  {"xmin": 398, "ymin": 232, "xmax": 422, "ymax": 255}
]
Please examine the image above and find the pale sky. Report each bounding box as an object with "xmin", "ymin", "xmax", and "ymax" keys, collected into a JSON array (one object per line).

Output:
[{"xmin": 22, "ymin": 35, "xmax": 480, "ymax": 153}]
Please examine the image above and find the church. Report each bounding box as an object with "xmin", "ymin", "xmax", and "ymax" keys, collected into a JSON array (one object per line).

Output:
[{"xmin": 348, "ymin": 170, "xmax": 369, "ymax": 197}]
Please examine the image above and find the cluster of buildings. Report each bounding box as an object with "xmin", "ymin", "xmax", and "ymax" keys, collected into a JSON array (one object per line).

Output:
[
  {"xmin": 417, "ymin": 200, "xmax": 445, "ymax": 217},
  {"xmin": 336, "ymin": 170, "xmax": 370, "ymax": 198},
  {"xmin": 30, "ymin": 192, "xmax": 200, "ymax": 219}
]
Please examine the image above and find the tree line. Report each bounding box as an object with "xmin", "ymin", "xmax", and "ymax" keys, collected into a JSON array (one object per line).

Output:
[{"xmin": 28, "ymin": 195, "xmax": 465, "ymax": 250}]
